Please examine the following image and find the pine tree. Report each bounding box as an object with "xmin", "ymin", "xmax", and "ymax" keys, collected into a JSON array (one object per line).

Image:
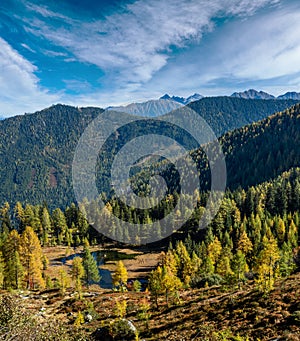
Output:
[
  {"xmin": 175, "ymin": 241, "xmax": 193, "ymax": 286},
  {"xmin": 82, "ymin": 244, "xmax": 100, "ymax": 287},
  {"xmin": 52, "ymin": 208, "xmax": 68, "ymax": 245},
  {"xmin": 14, "ymin": 202, "xmax": 25, "ymax": 232},
  {"xmin": 148, "ymin": 264, "xmax": 181, "ymax": 307},
  {"xmin": 279, "ymin": 242, "xmax": 296, "ymax": 277},
  {"xmin": 232, "ymin": 250, "xmax": 249, "ymax": 289},
  {"xmin": 287, "ymin": 219, "xmax": 298, "ymax": 248},
  {"xmin": 112, "ymin": 260, "xmax": 128, "ymax": 291},
  {"xmin": 41, "ymin": 207, "xmax": 52, "ymax": 246},
  {"xmin": 275, "ymin": 217, "xmax": 286, "ymax": 245},
  {"xmin": 24, "ymin": 205, "xmax": 41, "ymax": 235},
  {"xmin": 19, "ymin": 226, "xmax": 45, "ymax": 289},
  {"xmin": 164, "ymin": 250, "xmax": 178, "ymax": 276},
  {"xmin": 71, "ymin": 256, "xmax": 85, "ymax": 298},
  {"xmin": 201, "ymin": 256, "xmax": 215, "ymax": 275},
  {"xmin": 216, "ymin": 250, "xmax": 234, "ymax": 281}
]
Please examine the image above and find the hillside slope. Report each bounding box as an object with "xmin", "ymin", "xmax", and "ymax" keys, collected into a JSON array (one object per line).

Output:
[
  {"xmin": 0, "ymin": 98, "xmax": 298, "ymax": 209},
  {"xmin": 0, "ymin": 105, "xmax": 104, "ymax": 208},
  {"xmin": 188, "ymin": 96, "xmax": 298, "ymax": 136}
]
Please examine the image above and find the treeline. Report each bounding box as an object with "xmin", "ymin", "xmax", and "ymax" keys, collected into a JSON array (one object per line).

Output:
[
  {"xmin": 0, "ymin": 224, "xmax": 101, "ymax": 291},
  {"xmin": 148, "ymin": 168, "xmax": 300, "ymax": 302},
  {"xmin": 0, "ymin": 200, "xmax": 103, "ymax": 290},
  {"xmin": 0, "ymin": 201, "xmax": 98, "ymax": 247},
  {"xmin": 0, "ymin": 166, "xmax": 300, "ymax": 294}
]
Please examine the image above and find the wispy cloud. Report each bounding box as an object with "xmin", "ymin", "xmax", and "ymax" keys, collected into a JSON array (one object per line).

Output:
[
  {"xmin": 2, "ymin": 0, "xmax": 298, "ymax": 116},
  {"xmin": 22, "ymin": 0, "xmax": 280, "ymax": 89},
  {"xmin": 0, "ymin": 37, "xmax": 59, "ymax": 116},
  {"xmin": 219, "ymin": 6, "xmax": 300, "ymax": 81},
  {"xmin": 137, "ymin": 0, "xmax": 300, "ymax": 97}
]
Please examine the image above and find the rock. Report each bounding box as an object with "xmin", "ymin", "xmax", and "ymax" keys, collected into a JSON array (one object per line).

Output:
[{"xmin": 85, "ymin": 313, "xmax": 93, "ymax": 323}]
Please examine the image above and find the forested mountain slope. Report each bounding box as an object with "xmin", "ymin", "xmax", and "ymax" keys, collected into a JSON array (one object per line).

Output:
[
  {"xmin": 0, "ymin": 98, "xmax": 298, "ymax": 209},
  {"xmin": 188, "ymin": 96, "xmax": 298, "ymax": 136},
  {"xmin": 0, "ymin": 105, "xmax": 104, "ymax": 208},
  {"xmin": 220, "ymin": 103, "xmax": 300, "ymax": 189}
]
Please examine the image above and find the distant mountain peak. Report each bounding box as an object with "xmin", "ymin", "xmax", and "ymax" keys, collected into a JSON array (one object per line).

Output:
[
  {"xmin": 277, "ymin": 92, "xmax": 300, "ymax": 100},
  {"xmin": 160, "ymin": 94, "xmax": 172, "ymax": 100},
  {"xmin": 231, "ymin": 89, "xmax": 275, "ymax": 100},
  {"xmin": 106, "ymin": 98, "xmax": 182, "ymax": 117},
  {"xmin": 159, "ymin": 93, "xmax": 203, "ymax": 104}
]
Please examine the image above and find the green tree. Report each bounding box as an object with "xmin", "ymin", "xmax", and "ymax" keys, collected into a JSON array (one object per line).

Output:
[
  {"xmin": 13, "ymin": 202, "xmax": 25, "ymax": 232},
  {"xmin": 71, "ymin": 256, "xmax": 84, "ymax": 298},
  {"xmin": 82, "ymin": 244, "xmax": 100, "ymax": 287},
  {"xmin": 0, "ymin": 202, "xmax": 12, "ymax": 235},
  {"xmin": 232, "ymin": 250, "xmax": 249, "ymax": 289},
  {"xmin": 41, "ymin": 207, "xmax": 52, "ymax": 246},
  {"xmin": 175, "ymin": 241, "xmax": 193, "ymax": 286},
  {"xmin": 216, "ymin": 255, "xmax": 233, "ymax": 281},
  {"xmin": 52, "ymin": 208, "xmax": 68, "ymax": 245},
  {"xmin": 279, "ymin": 242, "xmax": 296, "ymax": 277},
  {"xmin": 0, "ymin": 252, "xmax": 4, "ymax": 288},
  {"xmin": 148, "ymin": 266, "xmax": 163, "ymax": 308},
  {"xmin": 3, "ymin": 229, "xmax": 24, "ymax": 289},
  {"xmin": 58, "ymin": 268, "xmax": 70, "ymax": 295}
]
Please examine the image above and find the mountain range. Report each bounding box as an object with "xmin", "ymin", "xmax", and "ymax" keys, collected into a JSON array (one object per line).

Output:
[
  {"xmin": 0, "ymin": 96, "xmax": 299, "ymax": 209},
  {"xmin": 106, "ymin": 98, "xmax": 182, "ymax": 117},
  {"xmin": 106, "ymin": 90, "xmax": 300, "ymax": 118},
  {"xmin": 231, "ymin": 89, "xmax": 300, "ymax": 100},
  {"xmin": 105, "ymin": 89, "xmax": 300, "ymax": 117}
]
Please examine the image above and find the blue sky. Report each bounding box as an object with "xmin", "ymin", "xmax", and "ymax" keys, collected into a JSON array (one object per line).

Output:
[{"xmin": 0, "ymin": 0, "xmax": 300, "ymax": 116}]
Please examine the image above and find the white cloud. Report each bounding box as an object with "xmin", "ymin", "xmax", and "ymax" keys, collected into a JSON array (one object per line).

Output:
[
  {"xmin": 221, "ymin": 6, "xmax": 300, "ymax": 80},
  {"xmin": 0, "ymin": 37, "xmax": 59, "ymax": 116},
  {"xmin": 23, "ymin": 0, "xmax": 279, "ymax": 89},
  {"xmin": 137, "ymin": 0, "xmax": 300, "ymax": 97}
]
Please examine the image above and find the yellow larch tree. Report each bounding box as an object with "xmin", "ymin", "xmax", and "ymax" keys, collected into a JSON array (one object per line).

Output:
[{"xmin": 19, "ymin": 226, "xmax": 45, "ymax": 289}]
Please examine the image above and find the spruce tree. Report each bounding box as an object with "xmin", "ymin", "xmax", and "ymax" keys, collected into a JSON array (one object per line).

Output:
[
  {"xmin": 232, "ymin": 250, "xmax": 249, "ymax": 289},
  {"xmin": 82, "ymin": 244, "xmax": 100, "ymax": 288}
]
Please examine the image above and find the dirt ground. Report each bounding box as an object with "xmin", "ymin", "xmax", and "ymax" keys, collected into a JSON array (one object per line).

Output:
[{"xmin": 43, "ymin": 245, "xmax": 163, "ymax": 284}]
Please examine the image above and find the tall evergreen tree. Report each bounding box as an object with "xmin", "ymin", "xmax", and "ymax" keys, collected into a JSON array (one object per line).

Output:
[{"xmin": 82, "ymin": 244, "xmax": 100, "ymax": 287}]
